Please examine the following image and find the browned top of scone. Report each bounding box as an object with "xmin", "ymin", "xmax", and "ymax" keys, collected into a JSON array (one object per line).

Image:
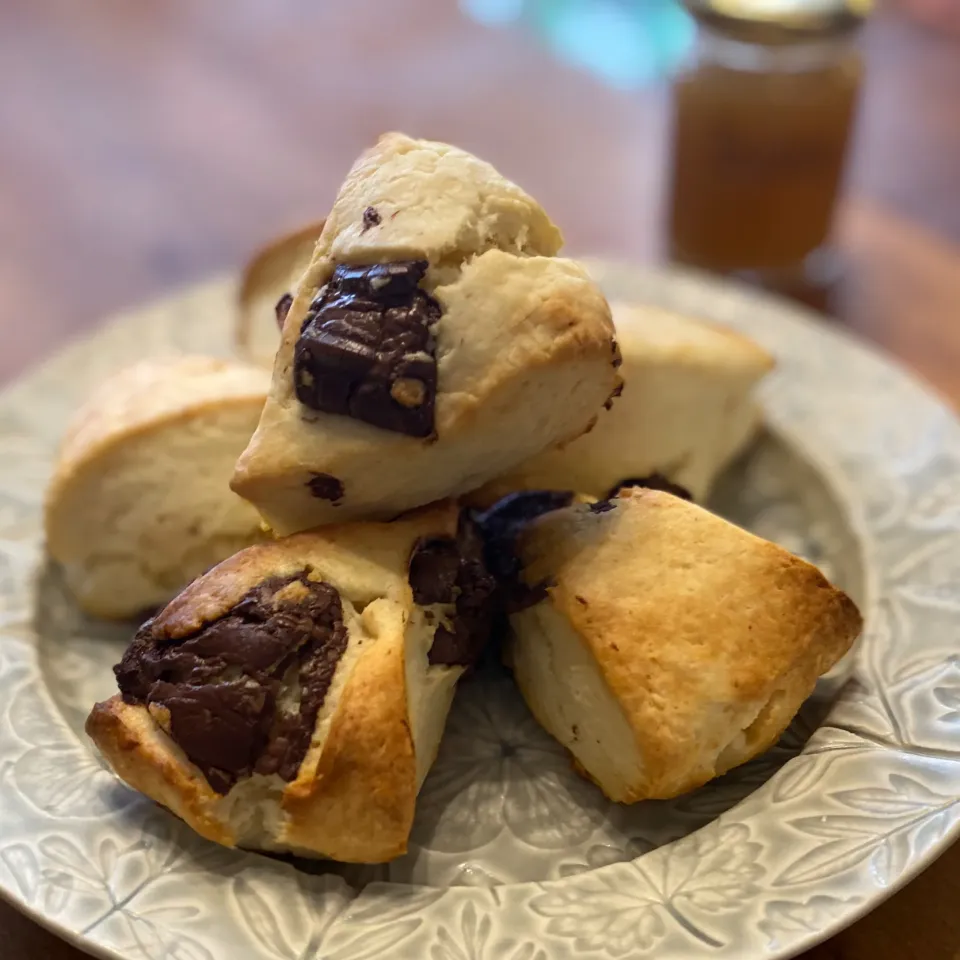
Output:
[{"xmin": 115, "ymin": 572, "xmax": 348, "ymax": 794}]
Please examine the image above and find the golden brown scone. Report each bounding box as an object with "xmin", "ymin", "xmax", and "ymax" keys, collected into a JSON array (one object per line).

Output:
[
  {"xmin": 474, "ymin": 302, "xmax": 774, "ymax": 506},
  {"xmin": 500, "ymin": 488, "xmax": 861, "ymax": 802},
  {"xmin": 236, "ymin": 220, "xmax": 326, "ymax": 368},
  {"xmin": 45, "ymin": 357, "xmax": 269, "ymax": 619},
  {"xmin": 86, "ymin": 501, "xmax": 496, "ymax": 862},
  {"xmin": 232, "ymin": 133, "xmax": 621, "ymax": 536}
]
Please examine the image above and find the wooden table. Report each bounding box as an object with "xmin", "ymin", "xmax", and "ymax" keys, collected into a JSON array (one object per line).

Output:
[{"xmin": 2, "ymin": 2, "xmax": 959, "ymax": 957}]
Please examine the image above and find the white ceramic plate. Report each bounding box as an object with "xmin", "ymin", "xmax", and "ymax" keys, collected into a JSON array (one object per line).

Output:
[{"xmin": 2, "ymin": 263, "xmax": 960, "ymax": 960}]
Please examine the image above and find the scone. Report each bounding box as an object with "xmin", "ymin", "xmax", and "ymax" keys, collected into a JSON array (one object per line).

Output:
[
  {"xmin": 488, "ymin": 488, "xmax": 861, "ymax": 802},
  {"xmin": 45, "ymin": 357, "xmax": 269, "ymax": 619},
  {"xmin": 86, "ymin": 501, "xmax": 496, "ymax": 862},
  {"xmin": 232, "ymin": 133, "xmax": 621, "ymax": 536},
  {"xmin": 236, "ymin": 219, "xmax": 326, "ymax": 368},
  {"xmin": 475, "ymin": 302, "xmax": 774, "ymax": 505}
]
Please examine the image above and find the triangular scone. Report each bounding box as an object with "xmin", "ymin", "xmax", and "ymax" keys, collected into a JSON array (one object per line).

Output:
[
  {"xmin": 474, "ymin": 303, "xmax": 773, "ymax": 505},
  {"xmin": 232, "ymin": 133, "xmax": 620, "ymax": 536},
  {"xmin": 87, "ymin": 501, "xmax": 496, "ymax": 862},
  {"xmin": 495, "ymin": 488, "xmax": 861, "ymax": 802},
  {"xmin": 45, "ymin": 357, "xmax": 269, "ymax": 619}
]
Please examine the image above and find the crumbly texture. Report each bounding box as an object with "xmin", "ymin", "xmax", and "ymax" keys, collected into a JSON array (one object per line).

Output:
[
  {"xmin": 44, "ymin": 357, "xmax": 270, "ymax": 618},
  {"xmin": 474, "ymin": 301, "xmax": 774, "ymax": 506},
  {"xmin": 232, "ymin": 133, "xmax": 620, "ymax": 536},
  {"xmin": 87, "ymin": 501, "xmax": 496, "ymax": 862},
  {"xmin": 507, "ymin": 488, "xmax": 862, "ymax": 802}
]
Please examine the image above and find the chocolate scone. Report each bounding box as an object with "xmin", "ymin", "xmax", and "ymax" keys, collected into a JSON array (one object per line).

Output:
[
  {"xmin": 232, "ymin": 132, "xmax": 620, "ymax": 536},
  {"xmin": 87, "ymin": 500, "xmax": 496, "ymax": 863}
]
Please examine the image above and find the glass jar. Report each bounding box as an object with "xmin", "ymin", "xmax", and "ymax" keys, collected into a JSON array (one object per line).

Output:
[{"xmin": 667, "ymin": 0, "xmax": 868, "ymax": 293}]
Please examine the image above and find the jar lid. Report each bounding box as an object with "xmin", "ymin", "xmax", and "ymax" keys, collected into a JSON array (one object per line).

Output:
[{"xmin": 684, "ymin": 0, "xmax": 871, "ymax": 40}]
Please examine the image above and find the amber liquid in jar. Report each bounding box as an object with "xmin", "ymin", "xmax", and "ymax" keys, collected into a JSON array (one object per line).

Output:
[{"xmin": 669, "ymin": 35, "xmax": 862, "ymax": 276}]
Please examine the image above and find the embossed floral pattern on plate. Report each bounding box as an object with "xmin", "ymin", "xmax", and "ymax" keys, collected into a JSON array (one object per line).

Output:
[{"xmin": 1, "ymin": 265, "xmax": 960, "ymax": 959}]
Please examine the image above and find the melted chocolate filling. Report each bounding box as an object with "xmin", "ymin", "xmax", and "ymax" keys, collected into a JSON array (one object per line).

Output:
[
  {"xmin": 115, "ymin": 574, "xmax": 348, "ymax": 794},
  {"xmin": 293, "ymin": 261, "xmax": 440, "ymax": 438},
  {"xmin": 408, "ymin": 515, "xmax": 497, "ymax": 667},
  {"xmin": 473, "ymin": 491, "xmax": 574, "ymax": 612}
]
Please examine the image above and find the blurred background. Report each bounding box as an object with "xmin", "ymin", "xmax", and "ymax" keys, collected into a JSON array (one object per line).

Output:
[
  {"xmin": 2, "ymin": 0, "xmax": 959, "ymax": 395},
  {"xmin": 2, "ymin": 3, "xmax": 960, "ymax": 958}
]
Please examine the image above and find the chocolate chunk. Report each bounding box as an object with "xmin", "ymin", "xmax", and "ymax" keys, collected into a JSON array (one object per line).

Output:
[
  {"xmin": 611, "ymin": 338, "xmax": 622, "ymax": 369},
  {"xmin": 115, "ymin": 574, "xmax": 348, "ymax": 794},
  {"xmin": 589, "ymin": 499, "xmax": 617, "ymax": 514},
  {"xmin": 473, "ymin": 491, "xmax": 573, "ymax": 612},
  {"xmin": 408, "ymin": 515, "xmax": 497, "ymax": 667},
  {"xmin": 306, "ymin": 472, "xmax": 344, "ymax": 502},
  {"xmin": 275, "ymin": 293, "xmax": 294, "ymax": 329},
  {"xmin": 473, "ymin": 491, "xmax": 573, "ymax": 582},
  {"xmin": 604, "ymin": 381, "xmax": 624, "ymax": 411},
  {"xmin": 293, "ymin": 261, "xmax": 440, "ymax": 438},
  {"xmin": 409, "ymin": 538, "xmax": 461, "ymax": 605},
  {"xmin": 609, "ymin": 473, "xmax": 693, "ymax": 502},
  {"xmin": 362, "ymin": 206, "xmax": 381, "ymax": 231}
]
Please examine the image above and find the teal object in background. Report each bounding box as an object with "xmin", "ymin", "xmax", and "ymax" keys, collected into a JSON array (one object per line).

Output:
[{"xmin": 461, "ymin": 0, "xmax": 696, "ymax": 87}]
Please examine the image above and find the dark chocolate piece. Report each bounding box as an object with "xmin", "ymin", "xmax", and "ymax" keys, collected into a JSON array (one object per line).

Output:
[
  {"xmin": 409, "ymin": 538, "xmax": 460, "ymax": 606},
  {"xmin": 408, "ymin": 515, "xmax": 497, "ymax": 667},
  {"xmin": 115, "ymin": 574, "xmax": 348, "ymax": 794},
  {"xmin": 604, "ymin": 381, "xmax": 624, "ymax": 411},
  {"xmin": 611, "ymin": 338, "xmax": 623, "ymax": 369},
  {"xmin": 293, "ymin": 260, "xmax": 440, "ymax": 438},
  {"xmin": 589, "ymin": 499, "xmax": 617, "ymax": 514},
  {"xmin": 473, "ymin": 491, "xmax": 573, "ymax": 582},
  {"xmin": 609, "ymin": 473, "xmax": 693, "ymax": 502},
  {"xmin": 362, "ymin": 206, "xmax": 381, "ymax": 230},
  {"xmin": 473, "ymin": 491, "xmax": 573, "ymax": 612},
  {"xmin": 275, "ymin": 293, "xmax": 294, "ymax": 329},
  {"xmin": 306, "ymin": 472, "xmax": 345, "ymax": 502}
]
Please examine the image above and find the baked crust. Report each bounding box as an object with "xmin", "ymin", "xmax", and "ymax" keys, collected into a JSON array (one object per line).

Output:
[{"xmin": 87, "ymin": 696, "xmax": 237, "ymax": 846}]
